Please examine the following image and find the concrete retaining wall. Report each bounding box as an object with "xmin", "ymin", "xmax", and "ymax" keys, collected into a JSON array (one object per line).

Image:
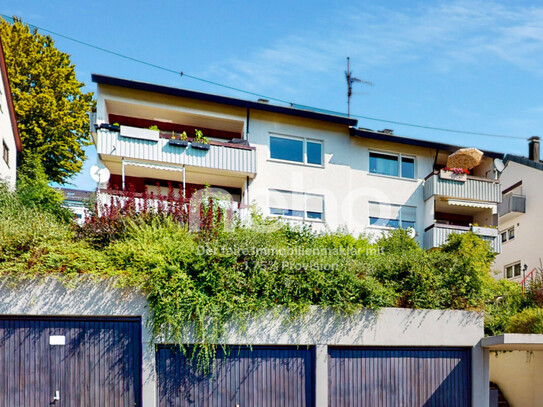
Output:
[{"xmin": 0, "ymin": 277, "xmax": 488, "ymax": 407}]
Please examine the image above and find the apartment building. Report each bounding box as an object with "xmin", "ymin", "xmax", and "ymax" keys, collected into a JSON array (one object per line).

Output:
[
  {"xmin": 494, "ymin": 137, "xmax": 542, "ymax": 283},
  {"xmin": 0, "ymin": 36, "xmax": 21, "ymax": 189},
  {"xmin": 92, "ymin": 74, "xmax": 503, "ymax": 252}
]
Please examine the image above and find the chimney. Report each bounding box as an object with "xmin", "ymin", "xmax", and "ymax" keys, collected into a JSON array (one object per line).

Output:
[{"xmin": 529, "ymin": 136, "xmax": 540, "ymax": 162}]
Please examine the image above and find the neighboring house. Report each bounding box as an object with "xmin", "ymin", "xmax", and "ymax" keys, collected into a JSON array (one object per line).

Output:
[
  {"xmin": 58, "ymin": 187, "xmax": 93, "ymax": 224},
  {"xmin": 92, "ymin": 74, "xmax": 504, "ymax": 252},
  {"xmin": 494, "ymin": 137, "xmax": 542, "ymax": 283},
  {"xmin": 0, "ymin": 36, "xmax": 21, "ymax": 189}
]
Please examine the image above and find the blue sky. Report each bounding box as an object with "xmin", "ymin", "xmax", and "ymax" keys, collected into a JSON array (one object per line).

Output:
[{"xmin": 2, "ymin": 0, "xmax": 542, "ymax": 189}]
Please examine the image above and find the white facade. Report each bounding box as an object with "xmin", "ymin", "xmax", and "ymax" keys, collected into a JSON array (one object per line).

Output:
[
  {"xmin": 494, "ymin": 158, "xmax": 543, "ymax": 282},
  {"xmin": 92, "ymin": 75, "xmax": 502, "ymax": 250},
  {"xmin": 0, "ymin": 39, "xmax": 20, "ymax": 189}
]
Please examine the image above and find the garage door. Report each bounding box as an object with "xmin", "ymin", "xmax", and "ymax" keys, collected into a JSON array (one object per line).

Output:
[
  {"xmin": 157, "ymin": 345, "xmax": 314, "ymax": 407},
  {"xmin": 328, "ymin": 347, "xmax": 471, "ymax": 407},
  {"xmin": 0, "ymin": 316, "xmax": 141, "ymax": 406}
]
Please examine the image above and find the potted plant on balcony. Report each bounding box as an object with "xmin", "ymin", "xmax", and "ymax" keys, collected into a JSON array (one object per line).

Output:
[
  {"xmin": 440, "ymin": 167, "xmax": 469, "ymax": 182},
  {"xmin": 98, "ymin": 122, "xmax": 121, "ymax": 132},
  {"xmin": 168, "ymin": 131, "xmax": 189, "ymax": 147},
  {"xmin": 191, "ymin": 129, "xmax": 210, "ymax": 150}
]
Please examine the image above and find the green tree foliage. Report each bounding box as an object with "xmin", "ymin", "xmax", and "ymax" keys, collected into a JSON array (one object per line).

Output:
[{"xmin": 0, "ymin": 18, "xmax": 94, "ymax": 183}]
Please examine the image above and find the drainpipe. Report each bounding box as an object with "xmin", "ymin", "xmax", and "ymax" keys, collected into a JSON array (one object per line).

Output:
[
  {"xmin": 182, "ymin": 165, "xmax": 186, "ymax": 198},
  {"xmin": 433, "ymin": 149, "xmax": 440, "ymax": 171},
  {"xmin": 121, "ymin": 157, "xmax": 125, "ymax": 190},
  {"xmin": 245, "ymin": 108, "xmax": 250, "ymax": 141}
]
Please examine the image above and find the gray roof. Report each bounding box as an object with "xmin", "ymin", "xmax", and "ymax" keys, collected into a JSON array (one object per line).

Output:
[
  {"xmin": 58, "ymin": 188, "xmax": 93, "ymax": 201},
  {"xmin": 504, "ymin": 154, "xmax": 543, "ymax": 172}
]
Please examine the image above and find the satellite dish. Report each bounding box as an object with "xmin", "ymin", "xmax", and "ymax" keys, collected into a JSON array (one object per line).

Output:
[
  {"xmin": 90, "ymin": 164, "xmax": 110, "ymax": 184},
  {"xmin": 494, "ymin": 158, "xmax": 505, "ymax": 173}
]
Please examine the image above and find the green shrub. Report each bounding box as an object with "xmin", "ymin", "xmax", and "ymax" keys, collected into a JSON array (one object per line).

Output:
[
  {"xmin": 0, "ymin": 184, "xmax": 71, "ymax": 262},
  {"xmin": 484, "ymin": 279, "xmax": 526, "ymax": 336},
  {"xmin": 507, "ymin": 308, "xmax": 543, "ymax": 334},
  {"xmin": 16, "ymin": 163, "xmax": 73, "ymax": 223}
]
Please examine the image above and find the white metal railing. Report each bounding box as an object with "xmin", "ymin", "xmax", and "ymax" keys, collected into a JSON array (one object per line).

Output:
[
  {"xmin": 423, "ymin": 172, "xmax": 501, "ymax": 203},
  {"xmin": 95, "ymin": 129, "xmax": 256, "ymax": 175},
  {"xmin": 424, "ymin": 223, "xmax": 501, "ymax": 253}
]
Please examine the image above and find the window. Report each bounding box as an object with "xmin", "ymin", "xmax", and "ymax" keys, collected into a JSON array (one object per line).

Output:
[
  {"xmin": 501, "ymin": 227, "xmax": 515, "ymax": 243},
  {"xmin": 269, "ymin": 189, "xmax": 324, "ymax": 221},
  {"xmin": 270, "ymin": 134, "xmax": 323, "ymax": 166},
  {"xmin": 369, "ymin": 202, "xmax": 416, "ymax": 229},
  {"xmin": 505, "ymin": 262, "xmax": 521, "ymax": 279},
  {"xmin": 2, "ymin": 140, "xmax": 8, "ymax": 167},
  {"xmin": 369, "ymin": 151, "xmax": 415, "ymax": 179}
]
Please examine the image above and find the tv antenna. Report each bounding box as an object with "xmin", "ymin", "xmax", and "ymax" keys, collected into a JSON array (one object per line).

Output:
[{"xmin": 345, "ymin": 57, "xmax": 373, "ymax": 116}]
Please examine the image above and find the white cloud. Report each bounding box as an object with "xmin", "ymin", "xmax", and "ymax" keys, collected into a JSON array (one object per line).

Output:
[{"xmin": 205, "ymin": 1, "xmax": 543, "ymax": 98}]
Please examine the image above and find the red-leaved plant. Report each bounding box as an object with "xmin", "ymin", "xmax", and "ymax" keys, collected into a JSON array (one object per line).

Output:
[
  {"xmin": 78, "ymin": 183, "xmax": 236, "ymax": 247},
  {"xmin": 444, "ymin": 167, "xmax": 470, "ymax": 175}
]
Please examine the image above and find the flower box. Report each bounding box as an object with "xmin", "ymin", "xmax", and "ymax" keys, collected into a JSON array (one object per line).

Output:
[
  {"xmin": 119, "ymin": 125, "xmax": 159, "ymax": 142},
  {"xmin": 471, "ymin": 225, "xmax": 498, "ymax": 237},
  {"xmin": 191, "ymin": 141, "xmax": 210, "ymax": 150},
  {"xmin": 168, "ymin": 139, "xmax": 188, "ymax": 147},
  {"xmin": 98, "ymin": 123, "xmax": 120, "ymax": 132},
  {"xmin": 439, "ymin": 169, "xmax": 467, "ymax": 182}
]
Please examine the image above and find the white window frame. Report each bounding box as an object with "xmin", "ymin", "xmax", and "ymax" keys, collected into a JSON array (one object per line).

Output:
[
  {"xmin": 368, "ymin": 201, "xmax": 417, "ymax": 230},
  {"xmin": 269, "ymin": 133, "xmax": 324, "ymax": 167},
  {"xmin": 504, "ymin": 261, "xmax": 521, "ymax": 279},
  {"xmin": 368, "ymin": 149, "xmax": 417, "ymax": 180},
  {"xmin": 500, "ymin": 226, "xmax": 515, "ymax": 243},
  {"xmin": 268, "ymin": 189, "xmax": 325, "ymax": 222}
]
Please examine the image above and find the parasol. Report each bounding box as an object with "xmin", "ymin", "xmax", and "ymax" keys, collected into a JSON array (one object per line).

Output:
[{"xmin": 446, "ymin": 148, "xmax": 483, "ymax": 170}]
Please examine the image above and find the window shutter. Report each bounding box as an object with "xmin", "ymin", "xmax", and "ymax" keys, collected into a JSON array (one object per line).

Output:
[
  {"xmin": 306, "ymin": 194, "xmax": 324, "ymax": 213},
  {"xmin": 369, "ymin": 202, "xmax": 401, "ymax": 219}
]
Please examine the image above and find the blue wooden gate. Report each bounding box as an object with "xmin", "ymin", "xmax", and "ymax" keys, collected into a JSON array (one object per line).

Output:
[
  {"xmin": 157, "ymin": 345, "xmax": 314, "ymax": 407},
  {"xmin": 328, "ymin": 347, "xmax": 471, "ymax": 407}
]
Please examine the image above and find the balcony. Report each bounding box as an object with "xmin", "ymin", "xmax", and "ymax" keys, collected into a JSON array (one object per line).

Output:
[
  {"xmin": 423, "ymin": 171, "xmax": 500, "ymax": 203},
  {"xmin": 94, "ymin": 127, "xmax": 256, "ymax": 176},
  {"xmin": 424, "ymin": 223, "xmax": 501, "ymax": 253},
  {"xmin": 498, "ymin": 194, "xmax": 526, "ymax": 221},
  {"xmin": 96, "ymin": 190, "xmax": 252, "ymax": 223}
]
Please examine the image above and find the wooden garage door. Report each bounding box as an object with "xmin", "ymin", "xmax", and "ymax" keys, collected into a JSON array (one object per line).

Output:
[
  {"xmin": 0, "ymin": 316, "xmax": 141, "ymax": 406},
  {"xmin": 328, "ymin": 347, "xmax": 471, "ymax": 407},
  {"xmin": 157, "ymin": 345, "xmax": 314, "ymax": 407}
]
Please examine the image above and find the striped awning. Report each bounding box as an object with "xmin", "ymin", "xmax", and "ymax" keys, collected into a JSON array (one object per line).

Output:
[
  {"xmin": 447, "ymin": 199, "xmax": 496, "ymax": 210},
  {"xmin": 122, "ymin": 159, "xmax": 185, "ymax": 172}
]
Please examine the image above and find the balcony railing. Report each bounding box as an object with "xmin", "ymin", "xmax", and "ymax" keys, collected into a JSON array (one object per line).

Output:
[
  {"xmin": 95, "ymin": 128, "xmax": 257, "ymax": 175},
  {"xmin": 424, "ymin": 223, "xmax": 501, "ymax": 253},
  {"xmin": 96, "ymin": 190, "xmax": 252, "ymax": 223},
  {"xmin": 498, "ymin": 194, "xmax": 526, "ymax": 219},
  {"xmin": 423, "ymin": 171, "xmax": 501, "ymax": 203}
]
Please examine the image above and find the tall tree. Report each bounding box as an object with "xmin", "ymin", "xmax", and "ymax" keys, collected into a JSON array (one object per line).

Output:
[{"xmin": 0, "ymin": 18, "xmax": 94, "ymax": 184}]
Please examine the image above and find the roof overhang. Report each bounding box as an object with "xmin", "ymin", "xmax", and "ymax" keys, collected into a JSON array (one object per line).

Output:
[
  {"xmin": 351, "ymin": 127, "xmax": 504, "ymax": 159},
  {"xmin": 92, "ymin": 74, "xmax": 358, "ymax": 127},
  {"xmin": 482, "ymin": 334, "xmax": 543, "ymax": 351}
]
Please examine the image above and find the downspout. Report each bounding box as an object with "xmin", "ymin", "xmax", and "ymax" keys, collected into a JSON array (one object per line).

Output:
[
  {"xmin": 245, "ymin": 176, "xmax": 250, "ymax": 207},
  {"xmin": 245, "ymin": 108, "xmax": 250, "ymax": 141},
  {"xmin": 121, "ymin": 157, "xmax": 125, "ymax": 190},
  {"xmin": 182, "ymin": 165, "xmax": 186, "ymax": 198},
  {"xmin": 433, "ymin": 149, "xmax": 440, "ymax": 171}
]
